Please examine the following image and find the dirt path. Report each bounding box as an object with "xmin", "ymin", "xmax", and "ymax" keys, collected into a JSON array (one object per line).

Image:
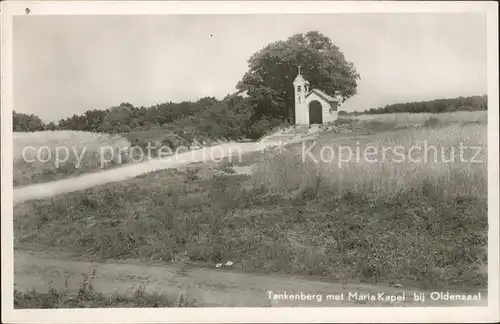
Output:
[
  {"xmin": 13, "ymin": 141, "xmax": 271, "ymax": 204},
  {"xmin": 13, "ymin": 129, "xmax": 322, "ymax": 205},
  {"xmin": 14, "ymin": 250, "xmax": 486, "ymax": 307}
]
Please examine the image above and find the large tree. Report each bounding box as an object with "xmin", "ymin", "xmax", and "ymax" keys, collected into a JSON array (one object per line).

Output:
[{"xmin": 237, "ymin": 31, "xmax": 360, "ymax": 123}]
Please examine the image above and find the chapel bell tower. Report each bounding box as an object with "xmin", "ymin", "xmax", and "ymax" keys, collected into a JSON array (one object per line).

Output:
[{"xmin": 293, "ymin": 66, "xmax": 309, "ymax": 124}]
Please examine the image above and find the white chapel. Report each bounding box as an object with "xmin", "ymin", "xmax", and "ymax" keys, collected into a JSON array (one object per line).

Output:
[{"xmin": 293, "ymin": 67, "xmax": 339, "ymax": 125}]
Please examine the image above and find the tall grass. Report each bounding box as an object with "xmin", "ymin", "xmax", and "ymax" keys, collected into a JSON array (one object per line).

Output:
[
  {"xmin": 253, "ymin": 123, "xmax": 487, "ymax": 200},
  {"xmin": 14, "ymin": 272, "xmax": 198, "ymax": 308},
  {"xmin": 355, "ymin": 111, "xmax": 487, "ymax": 128},
  {"xmin": 13, "ymin": 131, "xmax": 132, "ymax": 187},
  {"xmin": 246, "ymin": 122, "xmax": 487, "ymax": 287}
]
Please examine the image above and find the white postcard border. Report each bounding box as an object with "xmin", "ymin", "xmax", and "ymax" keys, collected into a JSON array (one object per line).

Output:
[{"xmin": 1, "ymin": 1, "xmax": 498, "ymax": 323}]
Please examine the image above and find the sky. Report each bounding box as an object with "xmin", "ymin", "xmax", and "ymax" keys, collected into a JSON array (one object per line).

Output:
[{"xmin": 14, "ymin": 13, "xmax": 487, "ymax": 122}]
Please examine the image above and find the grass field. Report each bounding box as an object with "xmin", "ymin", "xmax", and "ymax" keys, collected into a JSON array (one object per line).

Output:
[
  {"xmin": 353, "ymin": 111, "xmax": 487, "ymax": 129},
  {"xmin": 13, "ymin": 129, "xmax": 232, "ymax": 188},
  {"xmin": 13, "ymin": 131, "xmax": 132, "ymax": 187},
  {"xmin": 255, "ymin": 123, "xmax": 487, "ymax": 199},
  {"xmin": 14, "ymin": 112, "xmax": 488, "ymax": 290}
]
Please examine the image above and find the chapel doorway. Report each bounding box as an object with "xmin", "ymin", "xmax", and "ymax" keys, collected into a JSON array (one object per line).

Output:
[{"xmin": 309, "ymin": 101, "xmax": 323, "ymax": 124}]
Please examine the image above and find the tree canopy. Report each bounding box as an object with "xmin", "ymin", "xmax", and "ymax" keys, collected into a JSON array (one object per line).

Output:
[{"xmin": 237, "ymin": 31, "xmax": 360, "ymax": 123}]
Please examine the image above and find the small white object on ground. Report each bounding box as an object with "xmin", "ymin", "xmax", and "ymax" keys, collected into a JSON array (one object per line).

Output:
[
  {"xmin": 231, "ymin": 165, "xmax": 255, "ymax": 176},
  {"xmin": 215, "ymin": 263, "xmax": 223, "ymax": 269},
  {"xmin": 225, "ymin": 261, "xmax": 234, "ymax": 267}
]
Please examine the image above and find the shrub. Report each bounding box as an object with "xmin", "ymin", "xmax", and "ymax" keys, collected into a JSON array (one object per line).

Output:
[
  {"xmin": 13, "ymin": 111, "xmax": 45, "ymax": 132},
  {"xmin": 14, "ymin": 272, "xmax": 198, "ymax": 308},
  {"xmin": 424, "ymin": 117, "xmax": 441, "ymax": 128}
]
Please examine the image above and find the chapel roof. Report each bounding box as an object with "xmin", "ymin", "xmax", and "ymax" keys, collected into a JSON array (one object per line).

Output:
[
  {"xmin": 293, "ymin": 74, "xmax": 310, "ymax": 85},
  {"xmin": 306, "ymin": 88, "xmax": 338, "ymax": 103}
]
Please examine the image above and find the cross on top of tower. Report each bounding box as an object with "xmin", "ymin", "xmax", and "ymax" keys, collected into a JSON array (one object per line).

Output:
[{"xmin": 293, "ymin": 66, "xmax": 309, "ymax": 86}]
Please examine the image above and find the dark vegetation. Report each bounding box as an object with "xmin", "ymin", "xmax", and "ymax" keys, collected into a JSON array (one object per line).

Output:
[
  {"xmin": 14, "ymin": 95, "xmax": 263, "ymax": 140},
  {"xmin": 13, "ymin": 112, "xmax": 46, "ymax": 132},
  {"xmin": 357, "ymin": 95, "xmax": 487, "ymax": 115}
]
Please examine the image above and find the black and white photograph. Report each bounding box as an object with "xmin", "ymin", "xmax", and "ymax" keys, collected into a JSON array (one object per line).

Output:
[{"xmin": 1, "ymin": 1, "xmax": 499, "ymax": 323}]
